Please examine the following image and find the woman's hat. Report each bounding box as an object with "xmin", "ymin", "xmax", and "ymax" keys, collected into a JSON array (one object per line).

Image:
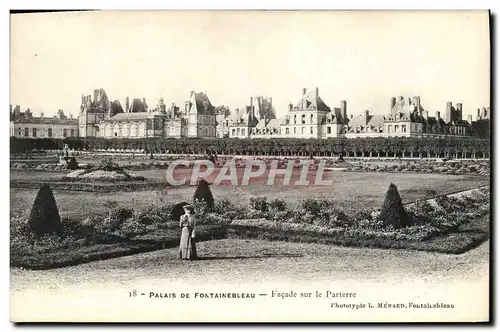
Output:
[{"xmin": 183, "ymin": 204, "xmax": 194, "ymax": 211}]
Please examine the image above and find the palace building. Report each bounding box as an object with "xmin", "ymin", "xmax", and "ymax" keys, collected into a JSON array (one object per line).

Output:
[
  {"xmin": 11, "ymin": 86, "xmax": 487, "ymax": 141},
  {"xmin": 78, "ymin": 89, "xmax": 217, "ymax": 139},
  {"xmin": 10, "ymin": 106, "xmax": 78, "ymax": 139},
  {"xmin": 215, "ymin": 88, "xmax": 478, "ymax": 140}
]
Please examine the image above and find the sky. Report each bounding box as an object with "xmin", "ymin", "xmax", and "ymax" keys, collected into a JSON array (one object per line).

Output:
[{"xmin": 10, "ymin": 10, "xmax": 490, "ymax": 119}]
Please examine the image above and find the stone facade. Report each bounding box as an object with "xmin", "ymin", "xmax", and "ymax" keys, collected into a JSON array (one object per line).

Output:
[
  {"xmin": 10, "ymin": 107, "xmax": 78, "ymax": 138},
  {"xmin": 216, "ymin": 89, "xmax": 476, "ymax": 140},
  {"xmin": 12, "ymin": 86, "xmax": 485, "ymax": 141},
  {"xmin": 382, "ymin": 96, "xmax": 470, "ymax": 138},
  {"xmin": 79, "ymin": 89, "xmax": 216, "ymax": 139},
  {"xmin": 184, "ymin": 91, "xmax": 217, "ymax": 139},
  {"xmin": 227, "ymin": 96, "xmax": 273, "ymax": 139}
]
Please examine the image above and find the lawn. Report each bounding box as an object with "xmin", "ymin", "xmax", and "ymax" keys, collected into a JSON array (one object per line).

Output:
[{"xmin": 10, "ymin": 170, "xmax": 487, "ymax": 220}]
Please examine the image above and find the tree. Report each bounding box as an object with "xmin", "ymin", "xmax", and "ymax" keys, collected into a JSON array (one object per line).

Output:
[
  {"xmin": 378, "ymin": 183, "xmax": 412, "ymax": 229},
  {"xmin": 193, "ymin": 179, "xmax": 215, "ymax": 210},
  {"xmin": 28, "ymin": 184, "xmax": 62, "ymax": 237}
]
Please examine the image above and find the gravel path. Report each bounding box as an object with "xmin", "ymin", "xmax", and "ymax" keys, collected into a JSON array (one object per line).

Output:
[
  {"xmin": 10, "ymin": 240, "xmax": 490, "ymax": 322},
  {"xmin": 11, "ymin": 239, "xmax": 489, "ymax": 291}
]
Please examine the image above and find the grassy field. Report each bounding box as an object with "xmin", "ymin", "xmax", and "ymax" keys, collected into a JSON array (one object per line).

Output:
[{"xmin": 10, "ymin": 169, "xmax": 487, "ymax": 220}]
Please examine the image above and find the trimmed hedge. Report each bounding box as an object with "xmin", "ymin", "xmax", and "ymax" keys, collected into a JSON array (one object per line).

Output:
[
  {"xmin": 10, "ymin": 136, "xmax": 491, "ymax": 158},
  {"xmin": 28, "ymin": 184, "xmax": 62, "ymax": 237}
]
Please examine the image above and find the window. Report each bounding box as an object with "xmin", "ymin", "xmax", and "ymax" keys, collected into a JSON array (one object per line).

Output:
[
  {"xmin": 301, "ymin": 127, "xmax": 304, "ymax": 134},
  {"xmin": 294, "ymin": 115, "xmax": 297, "ymax": 124},
  {"xmin": 327, "ymin": 126, "xmax": 331, "ymax": 134},
  {"xmin": 70, "ymin": 129, "xmax": 75, "ymax": 137},
  {"xmin": 24, "ymin": 128, "xmax": 29, "ymax": 137},
  {"xmin": 302, "ymin": 114, "xmax": 306, "ymax": 124},
  {"xmin": 286, "ymin": 118, "xmax": 290, "ymax": 125},
  {"xmin": 115, "ymin": 132, "xmax": 118, "ymax": 137},
  {"xmin": 402, "ymin": 125, "xmax": 407, "ymax": 133},
  {"xmin": 242, "ymin": 128, "xmax": 246, "ymax": 136},
  {"xmin": 232, "ymin": 129, "xmax": 236, "ymax": 136},
  {"xmin": 32, "ymin": 128, "xmax": 37, "ymax": 137},
  {"xmin": 310, "ymin": 114, "xmax": 314, "ymax": 123},
  {"xmin": 285, "ymin": 127, "xmax": 290, "ymax": 135},
  {"xmin": 18, "ymin": 128, "xmax": 21, "ymax": 136},
  {"xmin": 293, "ymin": 127, "xmax": 297, "ymax": 134},
  {"xmin": 48, "ymin": 128, "xmax": 52, "ymax": 137},
  {"xmin": 394, "ymin": 125, "xmax": 399, "ymax": 132},
  {"xmin": 63, "ymin": 129, "xmax": 67, "ymax": 137},
  {"xmin": 310, "ymin": 127, "xmax": 313, "ymax": 134}
]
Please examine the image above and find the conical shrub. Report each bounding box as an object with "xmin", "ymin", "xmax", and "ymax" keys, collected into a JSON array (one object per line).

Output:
[
  {"xmin": 28, "ymin": 184, "xmax": 62, "ymax": 237},
  {"xmin": 378, "ymin": 183, "xmax": 411, "ymax": 229},
  {"xmin": 193, "ymin": 179, "xmax": 214, "ymax": 210}
]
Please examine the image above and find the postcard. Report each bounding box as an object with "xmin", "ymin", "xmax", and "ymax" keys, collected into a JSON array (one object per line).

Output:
[{"xmin": 9, "ymin": 10, "xmax": 490, "ymax": 323}]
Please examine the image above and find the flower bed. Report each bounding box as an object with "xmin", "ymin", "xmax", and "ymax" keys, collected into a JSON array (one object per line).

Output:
[
  {"xmin": 77, "ymin": 156, "xmax": 490, "ymax": 176},
  {"xmin": 60, "ymin": 158, "xmax": 145, "ymax": 182},
  {"xmin": 10, "ymin": 182, "xmax": 490, "ymax": 270},
  {"xmin": 9, "ymin": 180, "xmax": 166, "ymax": 193},
  {"xmin": 231, "ymin": 186, "xmax": 489, "ymax": 241},
  {"xmin": 346, "ymin": 160, "xmax": 490, "ymax": 176}
]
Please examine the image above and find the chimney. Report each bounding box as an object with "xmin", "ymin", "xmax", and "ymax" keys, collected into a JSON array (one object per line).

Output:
[
  {"xmin": 390, "ymin": 97, "xmax": 396, "ymax": 110},
  {"xmin": 456, "ymin": 103, "xmax": 463, "ymax": 120},
  {"xmin": 445, "ymin": 101, "xmax": 452, "ymax": 123},
  {"xmin": 250, "ymin": 97, "xmax": 253, "ymax": 107},
  {"xmin": 9, "ymin": 104, "xmax": 12, "ymax": 115},
  {"xmin": 435, "ymin": 111, "xmax": 441, "ymax": 121},
  {"xmin": 125, "ymin": 97, "xmax": 130, "ymax": 112},
  {"xmin": 288, "ymin": 102, "xmax": 293, "ymax": 111},
  {"xmin": 302, "ymin": 88, "xmax": 307, "ymax": 95},
  {"xmin": 341, "ymin": 100, "xmax": 347, "ymax": 120},
  {"xmin": 93, "ymin": 89, "xmax": 99, "ymax": 102},
  {"xmin": 365, "ymin": 110, "xmax": 370, "ymax": 122},
  {"xmin": 412, "ymin": 96, "xmax": 421, "ymax": 112},
  {"xmin": 423, "ymin": 110, "xmax": 428, "ymax": 119},
  {"xmin": 467, "ymin": 114, "xmax": 473, "ymax": 124},
  {"xmin": 315, "ymin": 87, "xmax": 319, "ymax": 96},
  {"xmin": 69, "ymin": 113, "xmax": 73, "ymax": 119},
  {"xmin": 40, "ymin": 112, "xmax": 44, "ymax": 119},
  {"xmin": 269, "ymin": 97, "xmax": 272, "ymax": 106},
  {"xmin": 477, "ymin": 108, "xmax": 481, "ymax": 120}
]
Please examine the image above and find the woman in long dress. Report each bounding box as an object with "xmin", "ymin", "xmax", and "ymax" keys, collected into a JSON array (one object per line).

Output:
[{"xmin": 179, "ymin": 205, "xmax": 197, "ymax": 260}]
